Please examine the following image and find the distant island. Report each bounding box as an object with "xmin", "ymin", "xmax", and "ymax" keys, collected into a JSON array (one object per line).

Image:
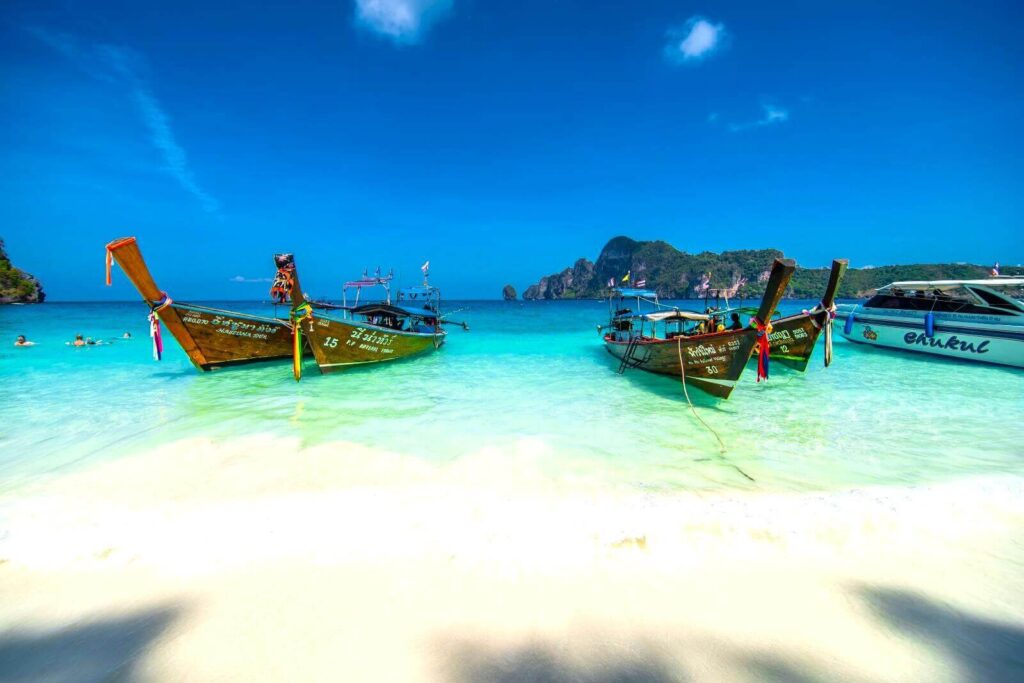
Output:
[
  {"xmin": 0, "ymin": 239, "xmax": 44, "ymax": 304},
  {"xmin": 522, "ymin": 236, "xmax": 1014, "ymax": 300},
  {"xmin": 502, "ymin": 284, "xmax": 517, "ymax": 300}
]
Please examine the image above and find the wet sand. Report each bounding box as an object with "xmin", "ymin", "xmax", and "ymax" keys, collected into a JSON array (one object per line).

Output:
[{"xmin": 2, "ymin": 435, "xmax": 1023, "ymax": 682}]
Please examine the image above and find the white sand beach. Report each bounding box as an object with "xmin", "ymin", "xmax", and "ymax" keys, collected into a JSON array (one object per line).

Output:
[{"xmin": 2, "ymin": 435, "xmax": 1023, "ymax": 682}]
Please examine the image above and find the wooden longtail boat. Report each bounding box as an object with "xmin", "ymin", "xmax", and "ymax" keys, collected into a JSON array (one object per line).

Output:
[
  {"xmin": 760, "ymin": 258, "xmax": 848, "ymax": 371},
  {"xmin": 105, "ymin": 237, "xmax": 295, "ymax": 370},
  {"xmin": 602, "ymin": 258, "xmax": 796, "ymax": 399},
  {"xmin": 282, "ymin": 255, "xmax": 449, "ymax": 379}
]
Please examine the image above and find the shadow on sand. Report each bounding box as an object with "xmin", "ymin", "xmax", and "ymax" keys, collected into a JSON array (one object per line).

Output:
[
  {"xmin": 857, "ymin": 586, "xmax": 1024, "ymax": 683},
  {"xmin": 438, "ymin": 640, "xmax": 680, "ymax": 683},
  {"xmin": 436, "ymin": 636, "xmax": 862, "ymax": 683},
  {"xmin": 0, "ymin": 604, "xmax": 178, "ymax": 683},
  {"xmin": 436, "ymin": 587, "xmax": 1024, "ymax": 682}
]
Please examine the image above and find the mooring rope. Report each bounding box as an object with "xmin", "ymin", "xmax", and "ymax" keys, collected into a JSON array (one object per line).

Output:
[{"xmin": 676, "ymin": 337, "xmax": 755, "ymax": 483}]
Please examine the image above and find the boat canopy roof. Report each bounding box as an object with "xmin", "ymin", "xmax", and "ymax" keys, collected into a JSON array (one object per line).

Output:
[
  {"xmin": 881, "ymin": 278, "xmax": 1024, "ymax": 291},
  {"xmin": 615, "ymin": 288, "xmax": 658, "ymax": 298},
  {"xmin": 642, "ymin": 310, "xmax": 709, "ymax": 322},
  {"xmin": 352, "ymin": 303, "xmax": 437, "ymax": 319}
]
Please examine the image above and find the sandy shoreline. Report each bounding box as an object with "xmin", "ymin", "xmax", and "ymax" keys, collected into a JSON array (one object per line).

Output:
[{"xmin": 2, "ymin": 435, "xmax": 1023, "ymax": 681}]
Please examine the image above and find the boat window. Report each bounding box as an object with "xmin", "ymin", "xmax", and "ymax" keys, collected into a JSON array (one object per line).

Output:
[
  {"xmin": 969, "ymin": 287, "xmax": 1022, "ymax": 312},
  {"xmin": 866, "ymin": 293, "xmax": 1015, "ymax": 316}
]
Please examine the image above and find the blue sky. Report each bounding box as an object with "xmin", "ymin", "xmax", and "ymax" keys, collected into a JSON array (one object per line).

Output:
[{"xmin": 1, "ymin": 0, "xmax": 1021, "ymax": 300}]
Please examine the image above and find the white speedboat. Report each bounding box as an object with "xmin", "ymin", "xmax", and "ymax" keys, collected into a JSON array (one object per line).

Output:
[{"xmin": 835, "ymin": 278, "xmax": 1024, "ymax": 368}]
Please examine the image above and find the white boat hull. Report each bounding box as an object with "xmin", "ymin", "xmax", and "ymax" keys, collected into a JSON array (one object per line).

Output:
[{"xmin": 836, "ymin": 312, "xmax": 1024, "ymax": 369}]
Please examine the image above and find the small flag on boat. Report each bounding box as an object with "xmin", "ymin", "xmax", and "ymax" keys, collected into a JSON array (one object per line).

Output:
[
  {"xmin": 607, "ymin": 277, "xmax": 615, "ymax": 287},
  {"xmin": 636, "ymin": 278, "xmax": 646, "ymax": 288},
  {"xmin": 421, "ymin": 261, "xmax": 430, "ymax": 274},
  {"xmin": 621, "ymin": 271, "xmax": 630, "ymax": 283},
  {"xmin": 991, "ymin": 262, "xmax": 1000, "ymax": 277}
]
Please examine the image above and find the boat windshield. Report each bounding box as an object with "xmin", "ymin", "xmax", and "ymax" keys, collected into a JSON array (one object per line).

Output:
[{"xmin": 867, "ymin": 283, "xmax": 1024, "ymax": 316}]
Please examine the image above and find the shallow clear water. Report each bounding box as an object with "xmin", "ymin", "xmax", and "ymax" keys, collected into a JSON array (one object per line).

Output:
[{"xmin": 1, "ymin": 299, "xmax": 1022, "ymax": 493}]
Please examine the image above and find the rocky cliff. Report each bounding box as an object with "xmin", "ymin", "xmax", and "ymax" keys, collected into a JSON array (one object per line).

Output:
[
  {"xmin": 521, "ymin": 236, "xmax": 1011, "ymax": 300},
  {"xmin": 523, "ymin": 237, "xmax": 780, "ymax": 300},
  {"xmin": 502, "ymin": 284, "xmax": 517, "ymax": 300},
  {"xmin": 0, "ymin": 239, "xmax": 45, "ymax": 304},
  {"xmin": 521, "ymin": 258, "xmax": 595, "ymax": 300}
]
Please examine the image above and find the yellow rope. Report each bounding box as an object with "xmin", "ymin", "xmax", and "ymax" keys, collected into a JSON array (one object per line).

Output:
[{"xmin": 676, "ymin": 337, "xmax": 754, "ymax": 482}]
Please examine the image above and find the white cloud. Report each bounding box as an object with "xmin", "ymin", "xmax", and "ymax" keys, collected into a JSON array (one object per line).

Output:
[
  {"xmin": 26, "ymin": 27, "xmax": 220, "ymax": 214},
  {"xmin": 230, "ymin": 276, "xmax": 273, "ymax": 283},
  {"xmin": 665, "ymin": 17, "xmax": 726, "ymax": 64},
  {"xmin": 354, "ymin": 0, "xmax": 453, "ymax": 44},
  {"xmin": 727, "ymin": 104, "xmax": 790, "ymax": 132}
]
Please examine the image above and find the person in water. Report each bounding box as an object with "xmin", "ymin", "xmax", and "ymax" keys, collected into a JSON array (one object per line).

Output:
[
  {"xmin": 122, "ymin": 331, "xmax": 132, "ymax": 339},
  {"xmin": 68, "ymin": 334, "xmax": 86, "ymax": 347},
  {"xmin": 728, "ymin": 313, "xmax": 743, "ymax": 331},
  {"xmin": 14, "ymin": 335, "xmax": 34, "ymax": 347}
]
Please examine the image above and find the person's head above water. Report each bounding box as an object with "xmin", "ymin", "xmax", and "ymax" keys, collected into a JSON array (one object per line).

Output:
[{"xmin": 123, "ymin": 331, "xmax": 131, "ymax": 338}]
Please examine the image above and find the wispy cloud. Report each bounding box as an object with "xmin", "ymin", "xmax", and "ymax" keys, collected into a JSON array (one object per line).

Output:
[
  {"xmin": 664, "ymin": 17, "xmax": 727, "ymax": 64},
  {"xmin": 354, "ymin": 0, "xmax": 453, "ymax": 44},
  {"xmin": 229, "ymin": 275, "xmax": 273, "ymax": 283},
  {"xmin": 721, "ymin": 104, "xmax": 790, "ymax": 133},
  {"xmin": 25, "ymin": 27, "xmax": 220, "ymax": 214}
]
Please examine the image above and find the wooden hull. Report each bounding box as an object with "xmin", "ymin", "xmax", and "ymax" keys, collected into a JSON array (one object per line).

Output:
[
  {"xmin": 603, "ymin": 257, "xmax": 797, "ymax": 399},
  {"xmin": 106, "ymin": 237, "xmax": 294, "ymax": 371},
  {"xmin": 763, "ymin": 311, "xmax": 828, "ymax": 371},
  {"xmin": 171, "ymin": 304, "xmax": 295, "ymax": 370},
  {"xmin": 605, "ymin": 330, "xmax": 758, "ymax": 399},
  {"xmin": 300, "ymin": 314, "xmax": 444, "ymax": 373},
  {"xmin": 759, "ymin": 258, "xmax": 849, "ymax": 372}
]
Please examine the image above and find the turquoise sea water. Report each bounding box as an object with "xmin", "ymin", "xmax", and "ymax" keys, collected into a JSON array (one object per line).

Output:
[{"xmin": 1, "ymin": 299, "xmax": 1022, "ymax": 494}]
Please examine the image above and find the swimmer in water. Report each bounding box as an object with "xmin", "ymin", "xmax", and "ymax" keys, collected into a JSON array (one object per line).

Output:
[
  {"xmin": 68, "ymin": 334, "xmax": 87, "ymax": 347},
  {"xmin": 122, "ymin": 331, "xmax": 132, "ymax": 339},
  {"xmin": 14, "ymin": 335, "xmax": 35, "ymax": 347}
]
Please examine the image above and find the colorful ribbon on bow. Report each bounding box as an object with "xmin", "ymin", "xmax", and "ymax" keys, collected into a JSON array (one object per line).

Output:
[
  {"xmin": 145, "ymin": 293, "xmax": 173, "ymax": 362},
  {"xmin": 805, "ymin": 301, "xmax": 838, "ymax": 367},
  {"xmin": 291, "ymin": 302, "xmax": 313, "ymax": 381},
  {"xmin": 148, "ymin": 312, "xmax": 164, "ymax": 361},
  {"xmin": 821, "ymin": 302, "xmax": 837, "ymax": 367},
  {"xmin": 152, "ymin": 292, "xmax": 173, "ymax": 312},
  {"xmin": 752, "ymin": 316, "xmax": 773, "ymax": 382},
  {"xmin": 270, "ymin": 267, "xmax": 295, "ymax": 304}
]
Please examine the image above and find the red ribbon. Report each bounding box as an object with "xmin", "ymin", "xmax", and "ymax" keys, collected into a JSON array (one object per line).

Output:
[{"xmin": 753, "ymin": 316, "xmax": 771, "ymax": 382}]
